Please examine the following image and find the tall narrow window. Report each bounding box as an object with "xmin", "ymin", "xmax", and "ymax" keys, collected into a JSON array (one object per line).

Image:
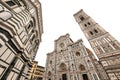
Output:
[
  {"xmin": 94, "ymin": 29, "xmax": 98, "ymax": 33},
  {"xmin": 31, "ymin": 35, "xmax": 35, "ymax": 42},
  {"xmin": 6, "ymin": 1, "xmax": 16, "ymax": 6},
  {"xmin": 27, "ymin": 24, "xmax": 31, "ymax": 30},
  {"xmin": 0, "ymin": 43, "xmax": 2, "ymax": 48},
  {"xmin": 84, "ymin": 24, "xmax": 87, "ymax": 27},
  {"xmin": 88, "ymin": 22, "xmax": 91, "ymax": 25},
  {"xmin": 90, "ymin": 31, "xmax": 93, "ymax": 35},
  {"xmin": 48, "ymin": 71, "xmax": 51, "ymax": 76}
]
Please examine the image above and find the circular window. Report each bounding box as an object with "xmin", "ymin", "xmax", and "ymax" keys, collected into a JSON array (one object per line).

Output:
[
  {"xmin": 76, "ymin": 52, "xmax": 80, "ymax": 56},
  {"xmin": 59, "ymin": 43, "xmax": 64, "ymax": 48}
]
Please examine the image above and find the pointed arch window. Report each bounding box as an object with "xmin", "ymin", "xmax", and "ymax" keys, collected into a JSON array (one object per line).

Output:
[
  {"xmin": 59, "ymin": 63, "xmax": 67, "ymax": 71},
  {"xmin": 79, "ymin": 64, "xmax": 85, "ymax": 71},
  {"xmin": 90, "ymin": 31, "xmax": 93, "ymax": 35},
  {"xmin": 87, "ymin": 22, "xmax": 91, "ymax": 25},
  {"xmin": 84, "ymin": 24, "xmax": 87, "ymax": 27},
  {"xmin": 94, "ymin": 29, "xmax": 98, "ymax": 33},
  {"xmin": 48, "ymin": 71, "xmax": 51, "ymax": 76},
  {"xmin": 0, "ymin": 43, "xmax": 2, "ymax": 48}
]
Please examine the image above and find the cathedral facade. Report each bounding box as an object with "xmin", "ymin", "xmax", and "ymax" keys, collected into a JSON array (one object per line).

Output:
[
  {"xmin": 74, "ymin": 9, "xmax": 120, "ymax": 80},
  {"xmin": 44, "ymin": 34, "xmax": 101, "ymax": 80}
]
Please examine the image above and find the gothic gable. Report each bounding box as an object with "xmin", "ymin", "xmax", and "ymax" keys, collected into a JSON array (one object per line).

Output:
[{"xmin": 54, "ymin": 34, "xmax": 73, "ymax": 52}]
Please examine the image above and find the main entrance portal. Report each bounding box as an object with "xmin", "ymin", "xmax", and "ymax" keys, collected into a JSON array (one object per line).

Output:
[
  {"xmin": 62, "ymin": 74, "xmax": 67, "ymax": 80},
  {"xmin": 82, "ymin": 74, "xmax": 89, "ymax": 80}
]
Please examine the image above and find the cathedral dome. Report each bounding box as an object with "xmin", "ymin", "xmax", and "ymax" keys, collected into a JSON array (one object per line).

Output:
[{"xmin": 86, "ymin": 48, "xmax": 93, "ymax": 55}]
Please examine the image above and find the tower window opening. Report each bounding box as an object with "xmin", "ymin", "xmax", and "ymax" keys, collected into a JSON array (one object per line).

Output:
[
  {"xmin": 84, "ymin": 24, "xmax": 87, "ymax": 27},
  {"xmin": 80, "ymin": 16, "xmax": 85, "ymax": 21},
  {"xmin": 79, "ymin": 64, "xmax": 86, "ymax": 71},
  {"xmin": 88, "ymin": 22, "xmax": 91, "ymax": 25},
  {"xmin": 94, "ymin": 29, "xmax": 98, "ymax": 33},
  {"xmin": 90, "ymin": 31, "xmax": 93, "ymax": 35},
  {"xmin": 76, "ymin": 52, "xmax": 80, "ymax": 56},
  {"xmin": 27, "ymin": 24, "xmax": 31, "ymax": 29},
  {"xmin": 6, "ymin": 1, "xmax": 16, "ymax": 6},
  {"xmin": 0, "ymin": 43, "xmax": 2, "ymax": 48}
]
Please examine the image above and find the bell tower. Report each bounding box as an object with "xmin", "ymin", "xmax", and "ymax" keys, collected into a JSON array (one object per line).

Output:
[{"xmin": 74, "ymin": 9, "xmax": 120, "ymax": 80}]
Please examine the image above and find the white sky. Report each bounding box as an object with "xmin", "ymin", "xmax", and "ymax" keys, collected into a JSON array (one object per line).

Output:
[{"xmin": 35, "ymin": 0, "xmax": 120, "ymax": 67}]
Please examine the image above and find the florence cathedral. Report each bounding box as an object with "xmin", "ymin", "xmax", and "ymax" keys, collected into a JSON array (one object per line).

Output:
[
  {"xmin": 44, "ymin": 9, "xmax": 120, "ymax": 80},
  {"xmin": 44, "ymin": 34, "xmax": 105, "ymax": 80}
]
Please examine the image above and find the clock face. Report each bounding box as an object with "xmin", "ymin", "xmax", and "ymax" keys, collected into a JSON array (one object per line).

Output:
[{"xmin": 59, "ymin": 43, "xmax": 64, "ymax": 48}]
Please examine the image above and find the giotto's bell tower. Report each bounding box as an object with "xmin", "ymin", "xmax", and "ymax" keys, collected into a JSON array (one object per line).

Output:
[{"xmin": 74, "ymin": 9, "xmax": 120, "ymax": 80}]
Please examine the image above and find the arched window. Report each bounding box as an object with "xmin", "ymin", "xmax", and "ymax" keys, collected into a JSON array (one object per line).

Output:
[
  {"xmin": 90, "ymin": 31, "xmax": 93, "ymax": 35},
  {"xmin": 48, "ymin": 71, "xmax": 51, "ymax": 76},
  {"xmin": 94, "ymin": 29, "xmax": 98, "ymax": 33},
  {"xmin": 84, "ymin": 24, "xmax": 87, "ymax": 27},
  {"xmin": 59, "ymin": 63, "xmax": 67, "ymax": 71},
  {"xmin": 87, "ymin": 22, "xmax": 91, "ymax": 25},
  {"xmin": 79, "ymin": 64, "xmax": 85, "ymax": 71},
  {"xmin": 76, "ymin": 52, "xmax": 80, "ymax": 56},
  {"xmin": 0, "ymin": 43, "xmax": 2, "ymax": 48},
  {"xmin": 30, "ymin": 20, "xmax": 33, "ymax": 27}
]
